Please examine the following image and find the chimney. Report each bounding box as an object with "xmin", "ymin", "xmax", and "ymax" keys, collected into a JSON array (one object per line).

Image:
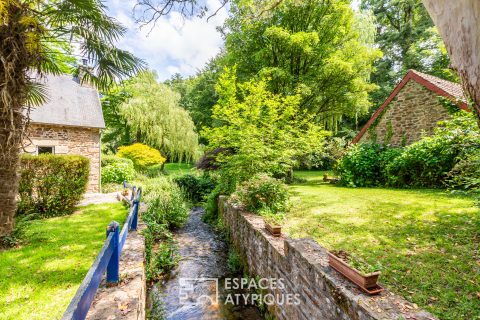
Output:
[{"xmin": 78, "ymin": 58, "xmax": 95, "ymax": 88}]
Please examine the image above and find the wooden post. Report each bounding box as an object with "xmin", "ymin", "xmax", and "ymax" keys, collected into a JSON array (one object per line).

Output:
[{"xmin": 106, "ymin": 221, "xmax": 120, "ymax": 283}]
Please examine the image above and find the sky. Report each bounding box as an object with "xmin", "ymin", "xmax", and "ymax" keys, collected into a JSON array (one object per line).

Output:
[
  {"xmin": 105, "ymin": 0, "xmax": 229, "ymax": 81},
  {"xmin": 105, "ymin": 0, "xmax": 360, "ymax": 81}
]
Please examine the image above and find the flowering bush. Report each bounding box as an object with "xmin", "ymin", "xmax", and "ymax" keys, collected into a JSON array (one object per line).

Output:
[
  {"xmin": 117, "ymin": 143, "xmax": 166, "ymax": 171},
  {"xmin": 101, "ymin": 155, "xmax": 135, "ymax": 184},
  {"xmin": 232, "ymin": 173, "xmax": 289, "ymax": 215}
]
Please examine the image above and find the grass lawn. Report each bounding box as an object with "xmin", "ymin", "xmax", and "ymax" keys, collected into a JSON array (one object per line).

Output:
[
  {"xmin": 287, "ymin": 170, "xmax": 480, "ymax": 320},
  {"xmin": 164, "ymin": 162, "xmax": 194, "ymax": 176},
  {"xmin": 0, "ymin": 202, "xmax": 129, "ymax": 320}
]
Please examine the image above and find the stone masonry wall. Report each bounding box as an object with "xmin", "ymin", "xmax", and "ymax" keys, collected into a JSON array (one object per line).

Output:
[
  {"xmin": 219, "ymin": 196, "xmax": 436, "ymax": 320},
  {"xmin": 24, "ymin": 124, "xmax": 101, "ymax": 192},
  {"xmin": 360, "ymin": 80, "xmax": 450, "ymax": 146}
]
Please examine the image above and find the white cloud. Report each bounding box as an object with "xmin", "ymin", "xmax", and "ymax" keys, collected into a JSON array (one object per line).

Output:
[{"xmin": 105, "ymin": 0, "xmax": 228, "ymax": 80}]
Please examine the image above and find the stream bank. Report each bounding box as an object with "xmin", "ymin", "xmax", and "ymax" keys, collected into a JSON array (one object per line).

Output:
[{"xmin": 148, "ymin": 207, "xmax": 264, "ymax": 320}]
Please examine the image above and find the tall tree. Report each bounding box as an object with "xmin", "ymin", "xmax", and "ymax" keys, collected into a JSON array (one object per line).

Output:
[
  {"xmin": 361, "ymin": 0, "xmax": 455, "ymax": 105},
  {"xmin": 111, "ymin": 71, "xmax": 199, "ymax": 162},
  {"xmin": 422, "ymin": 0, "xmax": 480, "ymax": 123},
  {"xmin": 222, "ymin": 0, "xmax": 381, "ymax": 128},
  {"xmin": 0, "ymin": 0, "xmax": 144, "ymax": 236},
  {"xmin": 203, "ymin": 67, "xmax": 328, "ymax": 185}
]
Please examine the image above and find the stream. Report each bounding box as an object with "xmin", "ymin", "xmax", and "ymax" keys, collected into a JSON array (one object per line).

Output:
[{"xmin": 148, "ymin": 207, "xmax": 264, "ymax": 320}]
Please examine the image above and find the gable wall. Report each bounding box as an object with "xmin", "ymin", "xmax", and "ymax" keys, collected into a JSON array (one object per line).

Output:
[
  {"xmin": 24, "ymin": 124, "xmax": 101, "ymax": 193},
  {"xmin": 360, "ymin": 80, "xmax": 451, "ymax": 146}
]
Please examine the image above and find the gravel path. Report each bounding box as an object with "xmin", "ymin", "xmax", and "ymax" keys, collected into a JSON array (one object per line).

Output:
[{"xmin": 78, "ymin": 192, "xmax": 120, "ymax": 206}]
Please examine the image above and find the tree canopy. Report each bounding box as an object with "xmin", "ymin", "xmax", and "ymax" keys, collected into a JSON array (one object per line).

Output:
[
  {"xmin": 103, "ymin": 71, "xmax": 199, "ymax": 162},
  {"xmin": 222, "ymin": 0, "xmax": 382, "ymax": 128},
  {"xmin": 361, "ymin": 0, "xmax": 455, "ymax": 106},
  {"xmin": 203, "ymin": 67, "xmax": 329, "ymax": 184}
]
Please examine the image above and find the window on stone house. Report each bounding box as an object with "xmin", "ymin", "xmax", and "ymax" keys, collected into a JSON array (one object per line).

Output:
[{"xmin": 37, "ymin": 146, "xmax": 55, "ymax": 155}]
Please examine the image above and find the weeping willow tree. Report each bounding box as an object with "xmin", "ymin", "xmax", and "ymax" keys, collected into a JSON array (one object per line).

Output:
[
  {"xmin": 118, "ymin": 71, "xmax": 199, "ymax": 162},
  {"xmin": 0, "ymin": 0, "xmax": 144, "ymax": 237}
]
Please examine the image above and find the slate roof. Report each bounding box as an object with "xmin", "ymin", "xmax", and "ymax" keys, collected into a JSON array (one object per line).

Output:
[
  {"xmin": 30, "ymin": 74, "xmax": 105, "ymax": 129},
  {"xmin": 352, "ymin": 70, "xmax": 469, "ymax": 144}
]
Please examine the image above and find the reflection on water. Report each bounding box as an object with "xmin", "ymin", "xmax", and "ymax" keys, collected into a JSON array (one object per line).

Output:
[{"xmin": 148, "ymin": 207, "xmax": 264, "ymax": 320}]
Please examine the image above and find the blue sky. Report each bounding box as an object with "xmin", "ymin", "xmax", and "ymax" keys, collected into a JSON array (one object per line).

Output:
[
  {"xmin": 105, "ymin": 0, "xmax": 360, "ymax": 81},
  {"xmin": 105, "ymin": 0, "xmax": 229, "ymax": 81}
]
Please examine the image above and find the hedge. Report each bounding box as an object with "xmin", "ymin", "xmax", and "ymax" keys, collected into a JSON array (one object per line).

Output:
[{"xmin": 17, "ymin": 154, "xmax": 90, "ymax": 218}]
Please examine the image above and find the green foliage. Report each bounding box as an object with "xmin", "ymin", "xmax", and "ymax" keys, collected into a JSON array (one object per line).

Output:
[
  {"xmin": 447, "ymin": 152, "xmax": 480, "ymax": 191},
  {"xmin": 339, "ymin": 113, "xmax": 480, "ymax": 188},
  {"xmin": 386, "ymin": 113, "xmax": 480, "ymax": 187},
  {"xmin": 142, "ymin": 176, "xmax": 190, "ymax": 281},
  {"xmin": 142, "ymin": 177, "xmax": 189, "ymax": 230},
  {"xmin": 101, "ymin": 155, "xmax": 135, "ymax": 184},
  {"xmin": 232, "ymin": 174, "xmax": 289, "ymax": 215},
  {"xmin": 173, "ymin": 174, "xmax": 216, "ymax": 203},
  {"xmin": 17, "ymin": 155, "xmax": 90, "ymax": 218},
  {"xmin": 113, "ymin": 71, "xmax": 199, "ymax": 161},
  {"xmin": 117, "ymin": 143, "xmax": 166, "ymax": 172},
  {"xmin": 298, "ymin": 137, "xmax": 346, "ymax": 170},
  {"xmin": 203, "ymin": 68, "xmax": 329, "ymax": 187},
  {"xmin": 224, "ymin": 0, "xmax": 381, "ymax": 127},
  {"xmin": 227, "ymin": 249, "xmax": 243, "ymax": 274},
  {"xmin": 336, "ymin": 143, "xmax": 401, "ymax": 187},
  {"xmin": 360, "ymin": 0, "xmax": 455, "ymax": 106}
]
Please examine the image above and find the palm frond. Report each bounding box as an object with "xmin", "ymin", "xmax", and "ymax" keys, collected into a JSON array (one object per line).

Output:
[{"xmin": 26, "ymin": 80, "xmax": 49, "ymax": 107}]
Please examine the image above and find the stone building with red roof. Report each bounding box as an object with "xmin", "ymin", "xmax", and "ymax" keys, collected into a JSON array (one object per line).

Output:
[{"xmin": 353, "ymin": 70, "xmax": 468, "ymax": 146}]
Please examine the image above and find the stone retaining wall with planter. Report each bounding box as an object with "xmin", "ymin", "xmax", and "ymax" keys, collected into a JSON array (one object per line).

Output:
[{"xmin": 219, "ymin": 196, "xmax": 436, "ymax": 320}]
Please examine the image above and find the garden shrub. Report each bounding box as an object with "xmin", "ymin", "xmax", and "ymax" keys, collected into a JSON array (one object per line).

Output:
[
  {"xmin": 447, "ymin": 152, "xmax": 480, "ymax": 191},
  {"xmin": 145, "ymin": 164, "xmax": 164, "ymax": 177},
  {"xmin": 299, "ymin": 137, "xmax": 346, "ymax": 170},
  {"xmin": 336, "ymin": 143, "xmax": 401, "ymax": 187},
  {"xmin": 17, "ymin": 154, "xmax": 90, "ymax": 218},
  {"xmin": 142, "ymin": 176, "xmax": 189, "ymax": 281},
  {"xmin": 142, "ymin": 177, "xmax": 189, "ymax": 230},
  {"xmin": 386, "ymin": 113, "xmax": 480, "ymax": 187},
  {"xmin": 232, "ymin": 173, "xmax": 289, "ymax": 215},
  {"xmin": 117, "ymin": 143, "xmax": 166, "ymax": 171},
  {"xmin": 173, "ymin": 174, "xmax": 216, "ymax": 203},
  {"xmin": 101, "ymin": 155, "xmax": 135, "ymax": 184}
]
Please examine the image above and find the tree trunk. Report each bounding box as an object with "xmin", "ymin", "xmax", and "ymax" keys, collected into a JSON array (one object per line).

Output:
[
  {"xmin": 0, "ymin": 3, "xmax": 31, "ymax": 237},
  {"xmin": 422, "ymin": 0, "xmax": 480, "ymax": 121}
]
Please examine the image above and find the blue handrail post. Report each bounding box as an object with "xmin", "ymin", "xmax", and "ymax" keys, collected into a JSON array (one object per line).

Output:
[
  {"xmin": 131, "ymin": 201, "xmax": 138, "ymax": 231},
  {"xmin": 106, "ymin": 221, "xmax": 120, "ymax": 283}
]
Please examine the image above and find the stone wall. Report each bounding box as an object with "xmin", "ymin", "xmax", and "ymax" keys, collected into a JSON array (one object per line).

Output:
[
  {"xmin": 360, "ymin": 80, "xmax": 450, "ymax": 146},
  {"xmin": 219, "ymin": 196, "xmax": 436, "ymax": 320},
  {"xmin": 24, "ymin": 124, "xmax": 101, "ymax": 192}
]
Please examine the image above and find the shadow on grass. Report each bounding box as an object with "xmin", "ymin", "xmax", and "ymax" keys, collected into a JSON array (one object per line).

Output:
[
  {"xmin": 0, "ymin": 202, "xmax": 128, "ymax": 320},
  {"xmin": 287, "ymin": 181, "xmax": 480, "ymax": 319}
]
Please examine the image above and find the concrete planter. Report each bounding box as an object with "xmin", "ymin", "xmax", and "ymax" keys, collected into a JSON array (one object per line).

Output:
[
  {"xmin": 265, "ymin": 222, "xmax": 282, "ymax": 237},
  {"xmin": 328, "ymin": 251, "xmax": 383, "ymax": 295}
]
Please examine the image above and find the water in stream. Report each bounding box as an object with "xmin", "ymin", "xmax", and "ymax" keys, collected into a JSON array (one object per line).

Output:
[{"xmin": 148, "ymin": 207, "xmax": 264, "ymax": 320}]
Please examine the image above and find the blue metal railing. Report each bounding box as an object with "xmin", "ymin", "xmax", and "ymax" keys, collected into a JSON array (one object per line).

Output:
[{"xmin": 62, "ymin": 186, "xmax": 142, "ymax": 320}]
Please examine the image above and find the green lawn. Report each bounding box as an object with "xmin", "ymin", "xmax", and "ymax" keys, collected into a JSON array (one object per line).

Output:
[
  {"xmin": 287, "ymin": 171, "xmax": 480, "ymax": 320},
  {"xmin": 164, "ymin": 162, "xmax": 194, "ymax": 176},
  {"xmin": 0, "ymin": 202, "xmax": 128, "ymax": 320}
]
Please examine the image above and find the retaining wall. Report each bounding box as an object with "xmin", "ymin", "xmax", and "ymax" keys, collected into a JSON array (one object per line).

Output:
[{"xmin": 219, "ymin": 196, "xmax": 436, "ymax": 320}]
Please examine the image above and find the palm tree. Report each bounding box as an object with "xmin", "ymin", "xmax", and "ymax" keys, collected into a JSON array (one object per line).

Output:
[{"xmin": 0, "ymin": 0, "xmax": 145, "ymax": 236}]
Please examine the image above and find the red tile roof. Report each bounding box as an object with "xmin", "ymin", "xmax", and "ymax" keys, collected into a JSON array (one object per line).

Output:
[{"xmin": 352, "ymin": 70, "xmax": 469, "ymax": 144}]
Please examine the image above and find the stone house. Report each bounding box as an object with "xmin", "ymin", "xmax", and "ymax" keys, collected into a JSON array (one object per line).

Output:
[
  {"xmin": 24, "ymin": 74, "xmax": 105, "ymax": 193},
  {"xmin": 353, "ymin": 70, "xmax": 468, "ymax": 146}
]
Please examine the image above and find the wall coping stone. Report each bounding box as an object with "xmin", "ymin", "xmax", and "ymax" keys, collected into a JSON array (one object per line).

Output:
[
  {"xmin": 219, "ymin": 196, "xmax": 437, "ymax": 320},
  {"xmin": 86, "ymin": 214, "xmax": 146, "ymax": 320}
]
